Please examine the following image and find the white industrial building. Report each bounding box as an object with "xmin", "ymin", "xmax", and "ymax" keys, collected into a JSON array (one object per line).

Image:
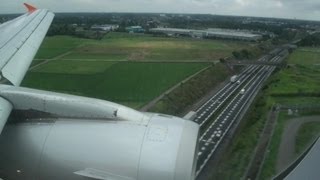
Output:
[
  {"xmin": 150, "ymin": 28, "xmax": 262, "ymax": 41},
  {"xmin": 91, "ymin": 24, "xmax": 119, "ymax": 31}
]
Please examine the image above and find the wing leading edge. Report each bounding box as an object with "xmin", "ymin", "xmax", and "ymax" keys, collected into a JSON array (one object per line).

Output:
[{"xmin": 0, "ymin": 4, "xmax": 54, "ymax": 133}]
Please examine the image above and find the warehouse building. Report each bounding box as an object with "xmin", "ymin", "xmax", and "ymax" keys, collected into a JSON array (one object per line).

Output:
[
  {"xmin": 91, "ymin": 24, "xmax": 119, "ymax": 31},
  {"xmin": 149, "ymin": 28, "xmax": 262, "ymax": 41},
  {"xmin": 126, "ymin": 26, "xmax": 145, "ymax": 33}
]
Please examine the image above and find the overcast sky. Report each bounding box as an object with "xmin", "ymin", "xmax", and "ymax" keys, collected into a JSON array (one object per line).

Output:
[{"xmin": 1, "ymin": 0, "xmax": 320, "ymax": 21}]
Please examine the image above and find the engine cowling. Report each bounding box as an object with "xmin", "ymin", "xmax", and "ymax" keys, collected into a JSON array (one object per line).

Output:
[
  {"xmin": 0, "ymin": 113, "xmax": 199, "ymax": 180},
  {"xmin": 0, "ymin": 85, "xmax": 199, "ymax": 180}
]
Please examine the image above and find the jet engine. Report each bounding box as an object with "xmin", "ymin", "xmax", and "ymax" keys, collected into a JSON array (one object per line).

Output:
[{"xmin": 0, "ymin": 85, "xmax": 199, "ymax": 180}]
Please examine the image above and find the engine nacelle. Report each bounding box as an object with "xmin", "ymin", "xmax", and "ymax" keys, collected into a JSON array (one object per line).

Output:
[
  {"xmin": 0, "ymin": 85, "xmax": 199, "ymax": 180},
  {"xmin": 0, "ymin": 113, "xmax": 199, "ymax": 180}
]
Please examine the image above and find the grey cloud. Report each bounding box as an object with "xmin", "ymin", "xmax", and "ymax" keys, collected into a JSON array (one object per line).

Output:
[{"xmin": 0, "ymin": 0, "xmax": 319, "ymax": 21}]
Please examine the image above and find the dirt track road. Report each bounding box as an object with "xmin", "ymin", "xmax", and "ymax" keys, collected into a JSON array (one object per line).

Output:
[
  {"xmin": 276, "ymin": 116, "xmax": 320, "ymax": 172},
  {"xmin": 29, "ymin": 51, "xmax": 72, "ymax": 71}
]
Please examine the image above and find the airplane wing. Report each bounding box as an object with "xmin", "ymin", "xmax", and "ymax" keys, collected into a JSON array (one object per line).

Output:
[{"xmin": 0, "ymin": 3, "xmax": 54, "ymax": 133}]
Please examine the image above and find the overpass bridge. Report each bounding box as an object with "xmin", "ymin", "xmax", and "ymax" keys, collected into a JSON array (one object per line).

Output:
[
  {"xmin": 221, "ymin": 48, "xmax": 289, "ymax": 73},
  {"xmin": 225, "ymin": 60, "xmax": 283, "ymax": 66}
]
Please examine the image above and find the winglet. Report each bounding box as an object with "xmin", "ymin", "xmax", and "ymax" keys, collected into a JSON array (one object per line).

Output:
[{"xmin": 23, "ymin": 3, "xmax": 37, "ymax": 13}]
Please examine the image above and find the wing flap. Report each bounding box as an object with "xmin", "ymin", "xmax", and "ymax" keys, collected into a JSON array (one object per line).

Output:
[{"xmin": 0, "ymin": 9, "xmax": 54, "ymax": 86}]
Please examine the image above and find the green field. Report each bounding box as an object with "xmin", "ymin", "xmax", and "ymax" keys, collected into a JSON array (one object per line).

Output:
[
  {"xmin": 35, "ymin": 32, "xmax": 254, "ymax": 61},
  {"xmin": 24, "ymin": 33, "xmax": 253, "ymax": 108},
  {"xmin": 288, "ymin": 47, "xmax": 320, "ymax": 65},
  {"xmin": 258, "ymin": 47, "xmax": 320, "ymax": 179},
  {"xmin": 23, "ymin": 61, "xmax": 208, "ymax": 108},
  {"xmin": 212, "ymin": 46, "xmax": 320, "ymax": 180},
  {"xmin": 265, "ymin": 47, "xmax": 320, "ymax": 95},
  {"xmin": 35, "ymin": 36, "xmax": 83, "ymax": 59},
  {"xmin": 260, "ymin": 112, "xmax": 320, "ymax": 180},
  {"xmin": 31, "ymin": 60, "xmax": 117, "ymax": 74},
  {"xmin": 268, "ymin": 64, "xmax": 320, "ymax": 94},
  {"xmin": 295, "ymin": 122, "xmax": 320, "ymax": 155},
  {"xmin": 260, "ymin": 112, "xmax": 290, "ymax": 179}
]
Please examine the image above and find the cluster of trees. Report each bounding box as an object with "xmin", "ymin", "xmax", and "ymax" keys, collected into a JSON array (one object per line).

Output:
[
  {"xmin": 232, "ymin": 49, "xmax": 253, "ymax": 60},
  {"xmin": 75, "ymin": 30, "xmax": 107, "ymax": 40},
  {"xmin": 271, "ymin": 29, "xmax": 309, "ymax": 45},
  {"xmin": 298, "ymin": 33, "xmax": 320, "ymax": 46},
  {"xmin": 47, "ymin": 24, "xmax": 76, "ymax": 36},
  {"xmin": 49, "ymin": 13, "xmax": 157, "ymax": 33},
  {"xmin": 53, "ymin": 13, "xmax": 116, "ymax": 27},
  {"xmin": 47, "ymin": 23, "xmax": 108, "ymax": 40}
]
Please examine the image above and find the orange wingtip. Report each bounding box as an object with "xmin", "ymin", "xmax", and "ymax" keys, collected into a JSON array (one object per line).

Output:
[{"xmin": 23, "ymin": 3, "xmax": 37, "ymax": 13}]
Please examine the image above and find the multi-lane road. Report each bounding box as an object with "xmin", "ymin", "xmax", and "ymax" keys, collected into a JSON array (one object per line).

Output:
[{"xmin": 192, "ymin": 48, "xmax": 288, "ymax": 178}]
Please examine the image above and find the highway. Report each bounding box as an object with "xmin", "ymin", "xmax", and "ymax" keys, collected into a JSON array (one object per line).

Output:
[
  {"xmin": 194, "ymin": 54, "xmax": 272, "ymax": 128},
  {"xmin": 193, "ymin": 48, "xmax": 288, "ymax": 178}
]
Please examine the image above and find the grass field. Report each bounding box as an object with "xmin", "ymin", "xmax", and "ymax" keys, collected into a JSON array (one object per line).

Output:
[
  {"xmin": 295, "ymin": 122, "xmax": 320, "ymax": 155},
  {"xmin": 260, "ymin": 112, "xmax": 290, "ymax": 179},
  {"xmin": 268, "ymin": 65, "xmax": 320, "ymax": 94},
  {"xmin": 24, "ymin": 32, "xmax": 252, "ymax": 108},
  {"xmin": 212, "ymin": 46, "xmax": 320, "ymax": 180},
  {"xmin": 264, "ymin": 47, "xmax": 320, "ymax": 95},
  {"xmin": 35, "ymin": 36, "xmax": 83, "ymax": 59},
  {"xmin": 260, "ymin": 112, "xmax": 320, "ymax": 179},
  {"xmin": 258, "ymin": 46, "xmax": 320, "ymax": 179},
  {"xmin": 288, "ymin": 47, "xmax": 320, "ymax": 65},
  {"xmin": 35, "ymin": 32, "xmax": 254, "ymax": 61},
  {"xmin": 31, "ymin": 60, "xmax": 117, "ymax": 74},
  {"xmin": 23, "ymin": 61, "xmax": 208, "ymax": 108}
]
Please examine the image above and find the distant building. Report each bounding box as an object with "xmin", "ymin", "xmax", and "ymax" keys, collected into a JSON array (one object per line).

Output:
[
  {"xmin": 125, "ymin": 26, "xmax": 145, "ymax": 33},
  {"xmin": 91, "ymin": 24, "xmax": 119, "ymax": 32},
  {"xmin": 149, "ymin": 27, "xmax": 262, "ymax": 41}
]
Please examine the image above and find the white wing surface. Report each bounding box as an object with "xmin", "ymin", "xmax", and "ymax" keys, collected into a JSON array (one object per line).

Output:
[
  {"xmin": 0, "ymin": 4, "xmax": 54, "ymax": 86},
  {"xmin": 0, "ymin": 3, "xmax": 54, "ymax": 133}
]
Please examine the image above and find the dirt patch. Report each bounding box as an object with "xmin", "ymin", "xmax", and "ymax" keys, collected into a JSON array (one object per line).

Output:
[
  {"xmin": 133, "ymin": 41, "xmax": 193, "ymax": 49},
  {"xmin": 77, "ymin": 46, "xmax": 128, "ymax": 54},
  {"xmin": 127, "ymin": 49, "xmax": 149, "ymax": 61},
  {"xmin": 276, "ymin": 116, "xmax": 320, "ymax": 172}
]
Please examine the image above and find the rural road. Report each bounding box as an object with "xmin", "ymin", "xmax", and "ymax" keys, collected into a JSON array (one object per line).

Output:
[
  {"xmin": 29, "ymin": 51, "xmax": 72, "ymax": 71},
  {"xmin": 276, "ymin": 115, "xmax": 320, "ymax": 172},
  {"xmin": 57, "ymin": 58, "xmax": 220, "ymax": 63}
]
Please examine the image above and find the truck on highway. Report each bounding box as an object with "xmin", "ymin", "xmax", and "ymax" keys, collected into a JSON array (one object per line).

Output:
[
  {"xmin": 230, "ymin": 75, "xmax": 238, "ymax": 83},
  {"xmin": 240, "ymin": 88, "xmax": 245, "ymax": 95}
]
